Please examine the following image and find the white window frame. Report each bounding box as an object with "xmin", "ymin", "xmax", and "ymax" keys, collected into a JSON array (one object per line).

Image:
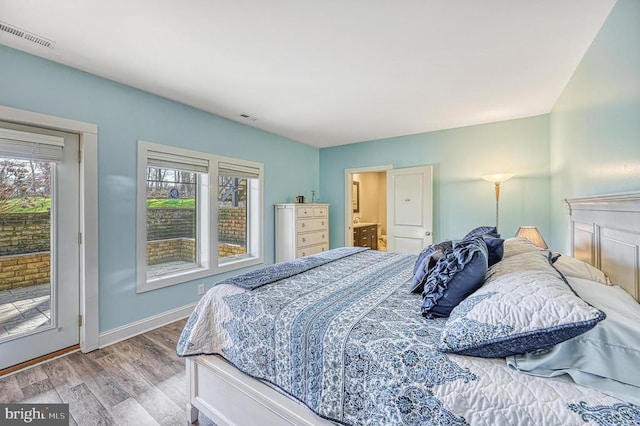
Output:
[
  {"xmin": 215, "ymin": 155, "xmax": 264, "ymax": 273},
  {"xmin": 136, "ymin": 141, "xmax": 263, "ymax": 292}
]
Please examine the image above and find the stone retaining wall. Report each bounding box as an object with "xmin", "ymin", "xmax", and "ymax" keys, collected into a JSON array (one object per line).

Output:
[
  {"xmin": 147, "ymin": 238, "xmax": 195, "ymax": 265},
  {"xmin": 0, "ymin": 252, "xmax": 50, "ymax": 291},
  {"xmin": 0, "ymin": 207, "xmax": 248, "ymax": 290},
  {"xmin": 147, "ymin": 208, "xmax": 195, "ymax": 241},
  {"xmin": 0, "ymin": 213, "xmax": 50, "ymax": 256}
]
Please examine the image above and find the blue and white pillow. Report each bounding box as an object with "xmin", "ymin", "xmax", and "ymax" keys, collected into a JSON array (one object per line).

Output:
[{"xmin": 437, "ymin": 250, "xmax": 606, "ymax": 358}]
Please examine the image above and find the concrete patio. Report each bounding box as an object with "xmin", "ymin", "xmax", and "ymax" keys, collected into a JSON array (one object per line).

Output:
[{"xmin": 0, "ymin": 284, "xmax": 51, "ymax": 340}]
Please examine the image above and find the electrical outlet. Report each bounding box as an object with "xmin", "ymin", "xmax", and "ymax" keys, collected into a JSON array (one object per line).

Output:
[{"xmin": 197, "ymin": 284, "xmax": 205, "ymax": 295}]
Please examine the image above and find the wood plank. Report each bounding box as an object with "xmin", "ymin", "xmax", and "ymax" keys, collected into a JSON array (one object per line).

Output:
[
  {"xmin": 20, "ymin": 377, "xmax": 54, "ymax": 400},
  {"xmin": 63, "ymin": 352, "xmax": 130, "ymax": 408},
  {"xmin": 20, "ymin": 388, "xmax": 62, "ymax": 404},
  {"xmin": 135, "ymin": 386, "xmax": 184, "ymax": 426},
  {"xmin": 118, "ymin": 336, "xmax": 178, "ymax": 384},
  {"xmin": 15, "ymin": 365, "xmax": 54, "ymax": 399},
  {"xmin": 92, "ymin": 351, "xmax": 155, "ymax": 397},
  {"xmin": 40, "ymin": 357, "xmax": 83, "ymax": 390},
  {"xmin": 155, "ymin": 371, "xmax": 187, "ymax": 408},
  {"xmin": 111, "ymin": 397, "xmax": 160, "ymax": 426},
  {"xmin": 144, "ymin": 326, "xmax": 182, "ymax": 353},
  {"xmin": 0, "ymin": 375, "xmax": 24, "ymax": 403},
  {"xmin": 15, "ymin": 365, "xmax": 48, "ymax": 388},
  {"xmin": 58, "ymin": 382, "xmax": 115, "ymax": 426}
]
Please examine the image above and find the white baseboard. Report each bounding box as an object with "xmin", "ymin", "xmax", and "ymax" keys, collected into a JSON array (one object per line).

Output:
[{"xmin": 98, "ymin": 303, "xmax": 196, "ymax": 349}]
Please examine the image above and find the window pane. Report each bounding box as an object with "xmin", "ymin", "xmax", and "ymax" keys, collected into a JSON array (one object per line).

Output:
[
  {"xmin": 146, "ymin": 167, "xmax": 199, "ymax": 278},
  {"xmin": 218, "ymin": 175, "xmax": 248, "ymax": 262},
  {"xmin": 0, "ymin": 158, "xmax": 52, "ymax": 338}
]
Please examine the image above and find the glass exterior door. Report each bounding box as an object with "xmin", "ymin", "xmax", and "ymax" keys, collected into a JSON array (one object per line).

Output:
[{"xmin": 0, "ymin": 122, "xmax": 79, "ymax": 370}]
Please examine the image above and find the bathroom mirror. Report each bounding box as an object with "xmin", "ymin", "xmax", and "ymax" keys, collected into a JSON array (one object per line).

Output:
[{"xmin": 352, "ymin": 181, "xmax": 360, "ymax": 213}]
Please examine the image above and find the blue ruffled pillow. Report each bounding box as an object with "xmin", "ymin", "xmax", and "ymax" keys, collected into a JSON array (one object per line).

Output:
[
  {"xmin": 421, "ymin": 237, "xmax": 488, "ymax": 318},
  {"xmin": 409, "ymin": 241, "xmax": 452, "ymax": 293},
  {"xmin": 463, "ymin": 225, "xmax": 504, "ymax": 266}
]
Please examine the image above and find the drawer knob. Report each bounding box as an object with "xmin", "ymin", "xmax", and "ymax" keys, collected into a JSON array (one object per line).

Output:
[
  {"xmin": 322, "ymin": 234, "xmax": 325, "ymax": 239},
  {"xmin": 302, "ymin": 237, "xmax": 306, "ymax": 242},
  {"xmin": 321, "ymin": 221, "xmax": 325, "ymax": 226},
  {"xmin": 301, "ymin": 223, "xmax": 305, "ymax": 228}
]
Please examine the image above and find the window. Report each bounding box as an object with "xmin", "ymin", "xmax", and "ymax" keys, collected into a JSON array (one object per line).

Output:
[
  {"xmin": 137, "ymin": 141, "xmax": 263, "ymax": 292},
  {"xmin": 216, "ymin": 159, "xmax": 262, "ymax": 270}
]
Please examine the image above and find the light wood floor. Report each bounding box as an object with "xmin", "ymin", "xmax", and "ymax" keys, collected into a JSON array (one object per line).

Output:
[{"xmin": 0, "ymin": 319, "xmax": 215, "ymax": 425}]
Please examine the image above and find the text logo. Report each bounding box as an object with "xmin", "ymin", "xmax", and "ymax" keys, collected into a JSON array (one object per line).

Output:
[{"xmin": 1, "ymin": 404, "xmax": 69, "ymax": 425}]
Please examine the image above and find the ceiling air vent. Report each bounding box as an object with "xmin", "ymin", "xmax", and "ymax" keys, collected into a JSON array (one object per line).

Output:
[
  {"xmin": 240, "ymin": 113, "xmax": 258, "ymax": 122},
  {"xmin": 0, "ymin": 21, "xmax": 55, "ymax": 49}
]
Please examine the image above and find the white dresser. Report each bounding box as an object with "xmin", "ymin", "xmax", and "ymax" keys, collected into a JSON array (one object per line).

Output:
[{"xmin": 275, "ymin": 203, "xmax": 329, "ymax": 262}]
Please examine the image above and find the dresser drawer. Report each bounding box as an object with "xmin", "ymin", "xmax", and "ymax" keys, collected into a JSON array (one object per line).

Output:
[
  {"xmin": 313, "ymin": 206, "xmax": 327, "ymax": 217},
  {"xmin": 358, "ymin": 225, "xmax": 377, "ymax": 235},
  {"xmin": 296, "ymin": 218, "xmax": 327, "ymax": 233},
  {"xmin": 297, "ymin": 230, "xmax": 327, "ymax": 247},
  {"xmin": 297, "ymin": 243, "xmax": 329, "ymax": 258},
  {"xmin": 296, "ymin": 207, "xmax": 314, "ymax": 218}
]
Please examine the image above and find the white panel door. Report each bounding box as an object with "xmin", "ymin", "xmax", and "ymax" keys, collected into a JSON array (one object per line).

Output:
[
  {"xmin": 386, "ymin": 166, "xmax": 433, "ymax": 254},
  {"xmin": 0, "ymin": 122, "xmax": 79, "ymax": 370}
]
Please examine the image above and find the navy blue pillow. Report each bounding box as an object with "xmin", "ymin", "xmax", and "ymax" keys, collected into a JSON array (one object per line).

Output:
[
  {"xmin": 482, "ymin": 235, "xmax": 505, "ymax": 267},
  {"xmin": 409, "ymin": 241, "xmax": 452, "ymax": 293},
  {"xmin": 463, "ymin": 226, "xmax": 499, "ymax": 240},
  {"xmin": 421, "ymin": 237, "xmax": 488, "ymax": 318}
]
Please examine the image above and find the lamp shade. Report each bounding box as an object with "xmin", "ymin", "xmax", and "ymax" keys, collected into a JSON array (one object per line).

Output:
[
  {"xmin": 482, "ymin": 173, "xmax": 513, "ymax": 184},
  {"xmin": 515, "ymin": 226, "xmax": 547, "ymax": 249}
]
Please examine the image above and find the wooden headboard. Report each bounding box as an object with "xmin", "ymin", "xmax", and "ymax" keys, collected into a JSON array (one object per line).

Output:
[{"xmin": 566, "ymin": 192, "xmax": 640, "ymax": 301}]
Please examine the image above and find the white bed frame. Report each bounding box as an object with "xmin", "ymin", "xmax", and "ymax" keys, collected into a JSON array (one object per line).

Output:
[
  {"xmin": 185, "ymin": 191, "xmax": 640, "ymax": 425},
  {"xmin": 566, "ymin": 191, "xmax": 640, "ymax": 301},
  {"xmin": 185, "ymin": 355, "xmax": 335, "ymax": 425}
]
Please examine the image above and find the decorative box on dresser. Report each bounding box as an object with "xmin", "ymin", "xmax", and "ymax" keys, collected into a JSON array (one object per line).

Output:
[{"xmin": 275, "ymin": 203, "xmax": 330, "ymax": 262}]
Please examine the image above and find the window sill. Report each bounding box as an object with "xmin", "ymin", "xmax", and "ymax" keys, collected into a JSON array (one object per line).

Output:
[
  {"xmin": 217, "ymin": 255, "xmax": 263, "ymax": 274},
  {"xmin": 137, "ymin": 266, "xmax": 211, "ymax": 293}
]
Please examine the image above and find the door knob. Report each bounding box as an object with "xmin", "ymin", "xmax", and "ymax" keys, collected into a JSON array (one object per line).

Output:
[{"xmin": 425, "ymin": 231, "xmax": 432, "ymax": 236}]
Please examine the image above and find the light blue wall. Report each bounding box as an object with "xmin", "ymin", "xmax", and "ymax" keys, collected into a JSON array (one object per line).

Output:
[
  {"xmin": 0, "ymin": 45, "xmax": 319, "ymax": 332},
  {"xmin": 549, "ymin": 0, "xmax": 640, "ymax": 252},
  {"xmin": 319, "ymin": 115, "xmax": 551, "ymax": 247}
]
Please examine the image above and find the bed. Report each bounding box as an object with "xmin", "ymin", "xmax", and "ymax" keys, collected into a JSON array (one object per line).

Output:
[{"xmin": 177, "ymin": 192, "xmax": 640, "ymax": 426}]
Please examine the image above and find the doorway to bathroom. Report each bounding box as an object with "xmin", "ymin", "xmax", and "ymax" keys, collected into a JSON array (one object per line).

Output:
[
  {"xmin": 345, "ymin": 165, "xmax": 433, "ymax": 254},
  {"xmin": 350, "ymin": 169, "xmax": 389, "ymax": 251}
]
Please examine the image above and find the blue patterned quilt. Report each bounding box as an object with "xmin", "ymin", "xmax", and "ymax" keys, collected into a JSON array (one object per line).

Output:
[{"xmin": 177, "ymin": 249, "xmax": 640, "ymax": 426}]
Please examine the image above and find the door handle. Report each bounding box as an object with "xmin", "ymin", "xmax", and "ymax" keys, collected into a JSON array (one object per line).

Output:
[{"xmin": 425, "ymin": 231, "xmax": 432, "ymax": 236}]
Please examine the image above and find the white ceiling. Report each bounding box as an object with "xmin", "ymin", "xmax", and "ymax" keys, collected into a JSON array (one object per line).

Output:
[{"xmin": 0, "ymin": 0, "xmax": 616, "ymax": 148}]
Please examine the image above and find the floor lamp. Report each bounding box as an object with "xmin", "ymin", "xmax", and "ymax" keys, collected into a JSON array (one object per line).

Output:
[{"xmin": 481, "ymin": 173, "xmax": 513, "ymax": 231}]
